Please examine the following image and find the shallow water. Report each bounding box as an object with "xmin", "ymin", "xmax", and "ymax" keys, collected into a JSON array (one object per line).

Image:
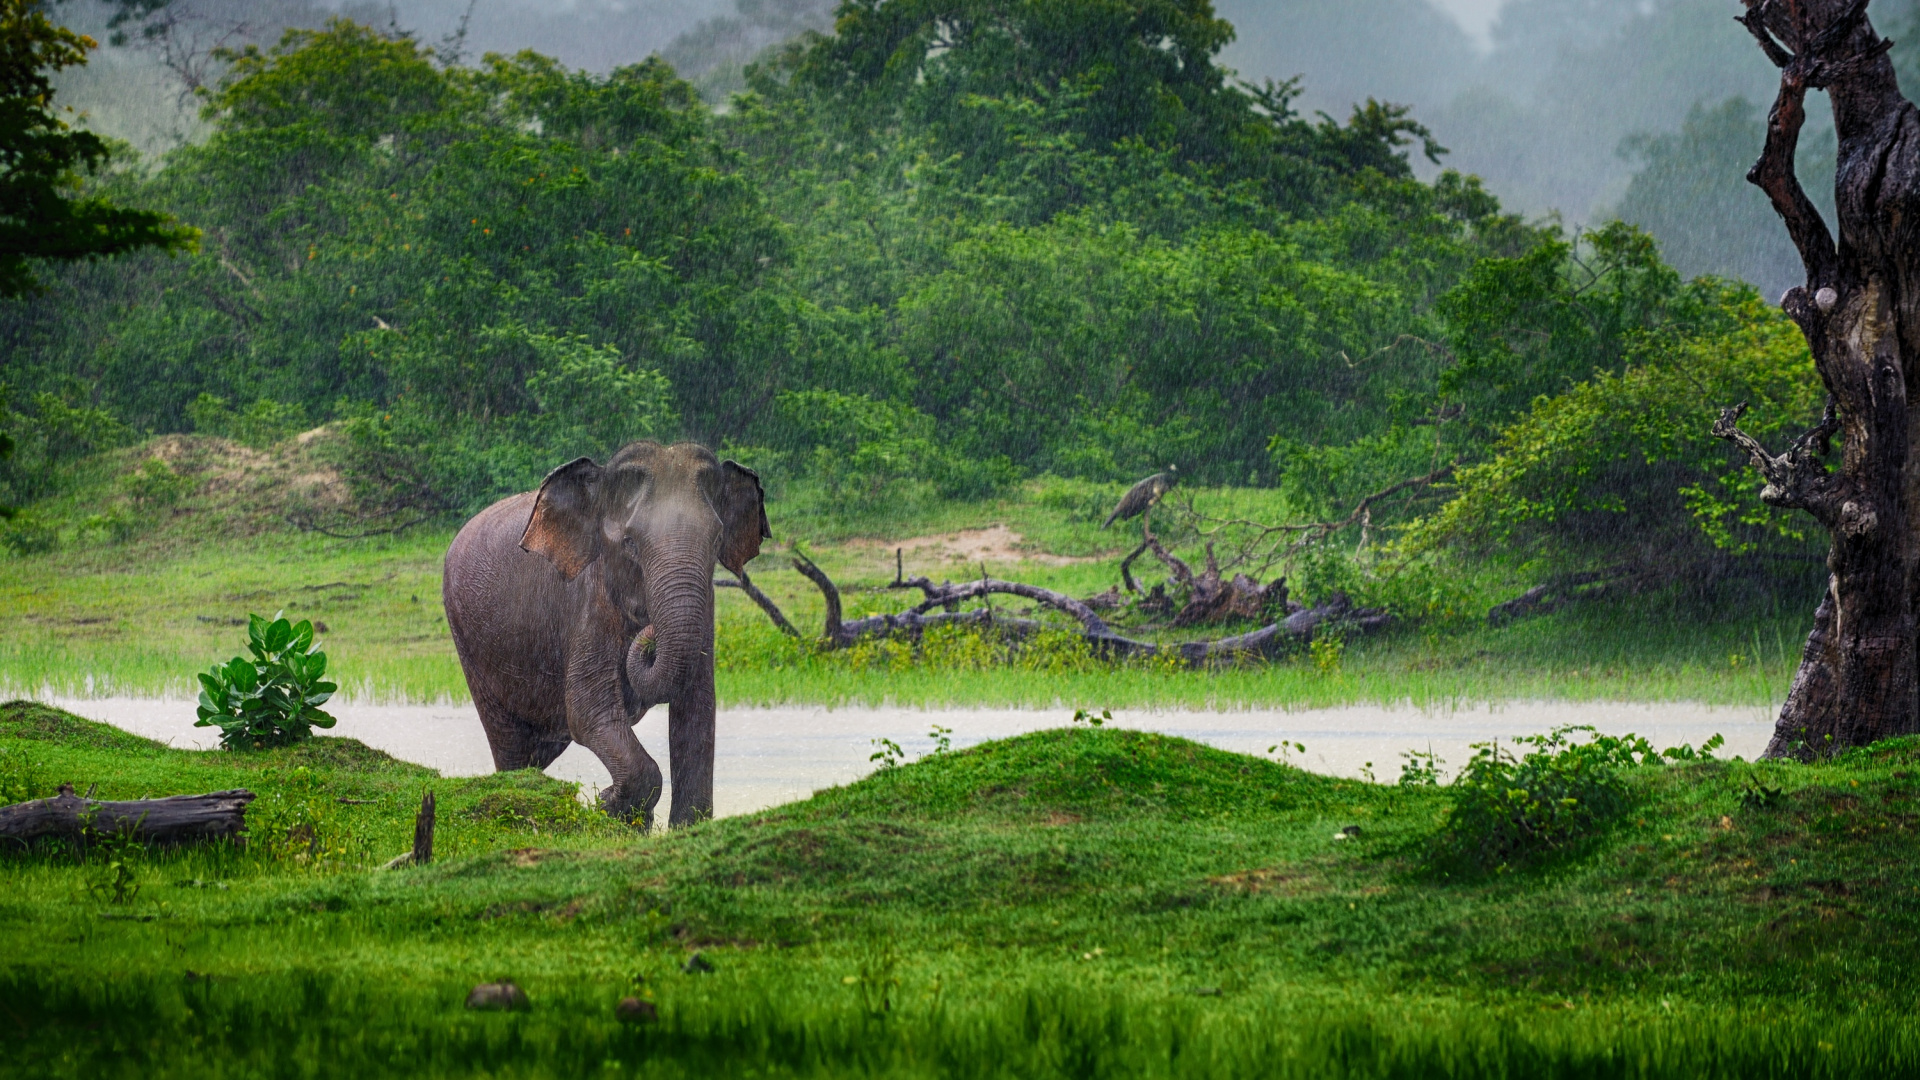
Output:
[{"xmin": 48, "ymin": 696, "xmax": 1776, "ymax": 819}]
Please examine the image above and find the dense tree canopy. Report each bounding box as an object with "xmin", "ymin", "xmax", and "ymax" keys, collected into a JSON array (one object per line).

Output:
[{"xmin": 0, "ymin": 2, "xmax": 1828, "ymax": 610}]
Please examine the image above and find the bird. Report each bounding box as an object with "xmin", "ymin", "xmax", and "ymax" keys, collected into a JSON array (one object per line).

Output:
[{"xmin": 1103, "ymin": 466, "xmax": 1178, "ymax": 529}]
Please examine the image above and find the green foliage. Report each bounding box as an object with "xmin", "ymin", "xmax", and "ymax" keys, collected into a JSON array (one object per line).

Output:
[
  {"xmin": 82, "ymin": 820, "xmax": 145, "ymax": 905},
  {"xmin": 194, "ymin": 613, "xmax": 337, "ymax": 750},
  {"xmin": 0, "ymin": 0, "xmax": 194, "ymax": 297},
  {"xmin": 0, "ymin": 508, "xmax": 54, "ymax": 553},
  {"xmin": 185, "ymin": 394, "xmax": 308, "ymax": 448},
  {"xmin": 460, "ymin": 776, "xmax": 602, "ymax": 835},
  {"xmin": 1434, "ymin": 725, "xmax": 1719, "ymax": 875},
  {"xmin": 1410, "ymin": 282, "xmax": 1823, "ymax": 577},
  {"xmin": 119, "ymin": 457, "xmax": 192, "ymax": 508},
  {"xmin": 0, "ymin": 390, "xmax": 134, "ymax": 505},
  {"xmin": 0, "ymin": 4, "xmax": 1540, "ymax": 531},
  {"xmin": 12, "ymin": 701, "xmax": 1920, "ymax": 1077},
  {"xmin": 0, "ymin": 742, "xmax": 44, "ymax": 802},
  {"xmin": 1396, "ymin": 746, "xmax": 1443, "ymax": 787},
  {"xmin": 0, "ymin": 5, "xmax": 1825, "ymax": 621}
]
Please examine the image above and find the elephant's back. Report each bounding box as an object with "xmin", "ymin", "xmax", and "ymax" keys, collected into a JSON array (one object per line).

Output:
[
  {"xmin": 444, "ymin": 492, "xmax": 539, "ymax": 600},
  {"xmin": 443, "ymin": 492, "xmax": 559, "ymax": 650}
]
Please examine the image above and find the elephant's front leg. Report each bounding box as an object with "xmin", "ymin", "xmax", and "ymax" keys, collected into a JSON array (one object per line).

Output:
[
  {"xmin": 567, "ymin": 655, "xmax": 664, "ymax": 827},
  {"xmin": 667, "ymin": 669, "xmax": 716, "ymax": 827}
]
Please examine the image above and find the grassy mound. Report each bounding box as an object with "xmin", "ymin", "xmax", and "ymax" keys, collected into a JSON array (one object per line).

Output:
[
  {"xmin": 3, "ymin": 703, "xmax": 1920, "ymax": 1076},
  {"xmin": 0, "ymin": 699, "xmax": 168, "ymax": 751},
  {"xmin": 797, "ymin": 726, "xmax": 1342, "ymax": 822}
]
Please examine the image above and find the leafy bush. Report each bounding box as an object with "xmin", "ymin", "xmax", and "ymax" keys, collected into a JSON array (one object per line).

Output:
[
  {"xmin": 187, "ymin": 394, "xmax": 309, "ymax": 448},
  {"xmin": 1434, "ymin": 725, "xmax": 1719, "ymax": 874},
  {"xmin": 120, "ymin": 457, "xmax": 193, "ymax": 508},
  {"xmin": 0, "ymin": 392, "xmax": 134, "ymax": 505},
  {"xmin": 195, "ymin": 614, "xmax": 338, "ymax": 750},
  {"xmin": 0, "ymin": 510, "xmax": 56, "ymax": 554},
  {"xmin": 77, "ymin": 507, "xmax": 138, "ymax": 544}
]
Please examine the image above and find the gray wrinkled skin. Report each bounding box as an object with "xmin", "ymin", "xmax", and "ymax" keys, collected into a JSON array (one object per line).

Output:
[{"xmin": 443, "ymin": 442, "xmax": 768, "ymax": 828}]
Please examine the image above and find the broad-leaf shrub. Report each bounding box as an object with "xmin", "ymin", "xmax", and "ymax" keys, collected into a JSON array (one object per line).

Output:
[
  {"xmin": 1434, "ymin": 725, "xmax": 1719, "ymax": 874},
  {"xmin": 195, "ymin": 614, "xmax": 338, "ymax": 750}
]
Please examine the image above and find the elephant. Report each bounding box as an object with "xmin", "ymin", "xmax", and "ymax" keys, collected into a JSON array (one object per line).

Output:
[{"xmin": 442, "ymin": 441, "xmax": 769, "ymax": 828}]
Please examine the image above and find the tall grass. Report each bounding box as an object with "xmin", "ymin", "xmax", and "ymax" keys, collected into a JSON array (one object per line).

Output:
[
  {"xmin": 0, "ymin": 483, "xmax": 1814, "ymax": 707},
  {"xmin": 1, "ymin": 966, "xmax": 1909, "ymax": 1079}
]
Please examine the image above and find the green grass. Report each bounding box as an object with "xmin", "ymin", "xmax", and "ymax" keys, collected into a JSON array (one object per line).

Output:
[
  {"xmin": 0, "ymin": 434, "xmax": 1818, "ymax": 709},
  {"xmin": 0, "ymin": 466, "xmax": 1815, "ymax": 707},
  {"xmin": 0, "ymin": 528, "xmax": 1810, "ymax": 709},
  {"xmin": 2, "ymin": 699, "xmax": 1917, "ymax": 1077}
]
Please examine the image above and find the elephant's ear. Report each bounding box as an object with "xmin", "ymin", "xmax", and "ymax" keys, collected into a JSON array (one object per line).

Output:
[
  {"xmin": 717, "ymin": 459, "xmax": 771, "ymax": 575},
  {"xmin": 520, "ymin": 457, "xmax": 605, "ymax": 581}
]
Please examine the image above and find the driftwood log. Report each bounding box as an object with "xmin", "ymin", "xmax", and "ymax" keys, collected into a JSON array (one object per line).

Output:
[
  {"xmin": 716, "ymin": 549, "xmax": 1387, "ymax": 665},
  {"xmin": 0, "ymin": 783, "xmax": 253, "ymax": 845}
]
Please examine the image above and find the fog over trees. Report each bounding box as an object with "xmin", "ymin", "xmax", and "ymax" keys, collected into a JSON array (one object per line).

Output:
[{"xmin": 50, "ymin": 0, "xmax": 1917, "ymax": 299}]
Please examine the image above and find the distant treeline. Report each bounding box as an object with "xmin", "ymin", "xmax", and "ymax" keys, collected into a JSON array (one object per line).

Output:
[{"xmin": 0, "ymin": 2, "xmax": 1830, "ymax": 592}]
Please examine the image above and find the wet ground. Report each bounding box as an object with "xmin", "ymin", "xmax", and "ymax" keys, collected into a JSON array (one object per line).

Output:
[{"xmin": 49, "ymin": 697, "xmax": 1776, "ymax": 819}]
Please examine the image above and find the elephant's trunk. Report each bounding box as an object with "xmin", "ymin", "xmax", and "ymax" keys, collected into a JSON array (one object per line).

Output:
[{"xmin": 626, "ymin": 547, "xmax": 716, "ymax": 710}]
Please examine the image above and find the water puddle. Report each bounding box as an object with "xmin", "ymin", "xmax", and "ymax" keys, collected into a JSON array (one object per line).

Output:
[{"xmin": 48, "ymin": 697, "xmax": 1775, "ymax": 820}]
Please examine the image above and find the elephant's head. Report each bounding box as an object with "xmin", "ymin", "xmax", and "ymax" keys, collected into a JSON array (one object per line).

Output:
[{"xmin": 518, "ymin": 441, "xmax": 769, "ymax": 708}]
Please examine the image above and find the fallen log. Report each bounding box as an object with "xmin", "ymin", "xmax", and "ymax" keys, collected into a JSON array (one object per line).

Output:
[
  {"xmin": 1485, "ymin": 568, "xmax": 1629, "ymax": 627},
  {"xmin": 758, "ymin": 553, "xmax": 1387, "ymax": 664},
  {"xmin": 0, "ymin": 784, "xmax": 253, "ymax": 845}
]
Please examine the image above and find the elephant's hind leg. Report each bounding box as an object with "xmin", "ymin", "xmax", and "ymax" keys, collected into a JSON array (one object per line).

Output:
[
  {"xmin": 527, "ymin": 737, "xmax": 571, "ymax": 770},
  {"xmin": 476, "ymin": 694, "xmax": 553, "ymax": 772}
]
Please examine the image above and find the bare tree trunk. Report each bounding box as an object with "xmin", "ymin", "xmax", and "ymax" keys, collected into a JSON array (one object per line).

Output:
[{"xmin": 1717, "ymin": 0, "xmax": 1920, "ymax": 756}]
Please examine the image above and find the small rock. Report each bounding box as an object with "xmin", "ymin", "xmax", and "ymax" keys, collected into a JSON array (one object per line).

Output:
[
  {"xmin": 682, "ymin": 952, "xmax": 715, "ymax": 975},
  {"xmin": 465, "ymin": 981, "xmax": 529, "ymax": 1011},
  {"xmin": 615, "ymin": 997, "xmax": 657, "ymax": 1022}
]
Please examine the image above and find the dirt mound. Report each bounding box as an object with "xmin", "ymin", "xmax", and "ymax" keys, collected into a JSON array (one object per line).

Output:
[
  {"xmin": 119, "ymin": 429, "xmax": 360, "ymax": 536},
  {"xmin": 846, "ymin": 524, "xmax": 1093, "ymax": 569}
]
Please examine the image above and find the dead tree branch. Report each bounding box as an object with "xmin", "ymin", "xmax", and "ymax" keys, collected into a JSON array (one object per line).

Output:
[
  {"xmin": 715, "ymin": 569, "xmax": 800, "ymax": 638},
  {"xmin": 1712, "ymin": 399, "xmax": 1843, "ymax": 525},
  {"xmin": 1486, "ymin": 568, "xmax": 1631, "ymax": 626},
  {"xmin": 1166, "ymin": 464, "xmax": 1457, "ymax": 580},
  {"xmin": 759, "ymin": 552, "xmax": 1386, "ymax": 664}
]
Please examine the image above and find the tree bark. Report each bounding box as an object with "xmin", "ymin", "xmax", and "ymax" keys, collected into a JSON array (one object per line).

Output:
[
  {"xmin": 411, "ymin": 790, "xmax": 435, "ymax": 866},
  {"xmin": 1717, "ymin": 0, "xmax": 1920, "ymax": 756},
  {"xmin": 0, "ymin": 784, "xmax": 253, "ymax": 844}
]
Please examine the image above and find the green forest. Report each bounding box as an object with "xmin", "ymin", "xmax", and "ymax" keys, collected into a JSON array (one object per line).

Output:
[
  {"xmin": 0, "ymin": 0, "xmax": 1848, "ymax": 618},
  {"xmin": 14, "ymin": 4, "xmax": 1920, "ymax": 1076}
]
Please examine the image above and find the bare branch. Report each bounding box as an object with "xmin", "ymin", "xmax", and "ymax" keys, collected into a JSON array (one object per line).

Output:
[
  {"xmin": 897, "ymin": 576, "xmax": 1114, "ymax": 636},
  {"xmin": 1711, "ymin": 399, "xmax": 1843, "ymax": 521},
  {"xmin": 715, "ymin": 569, "xmax": 800, "ymax": 638},
  {"xmin": 789, "ymin": 553, "xmax": 845, "ymax": 642},
  {"xmin": 1118, "ymin": 538, "xmax": 1149, "ymax": 593},
  {"xmin": 736, "ymin": 556, "xmax": 1385, "ymax": 665},
  {"xmin": 1737, "ymin": 3, "xmax": 1796, "ymax": 68}
]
